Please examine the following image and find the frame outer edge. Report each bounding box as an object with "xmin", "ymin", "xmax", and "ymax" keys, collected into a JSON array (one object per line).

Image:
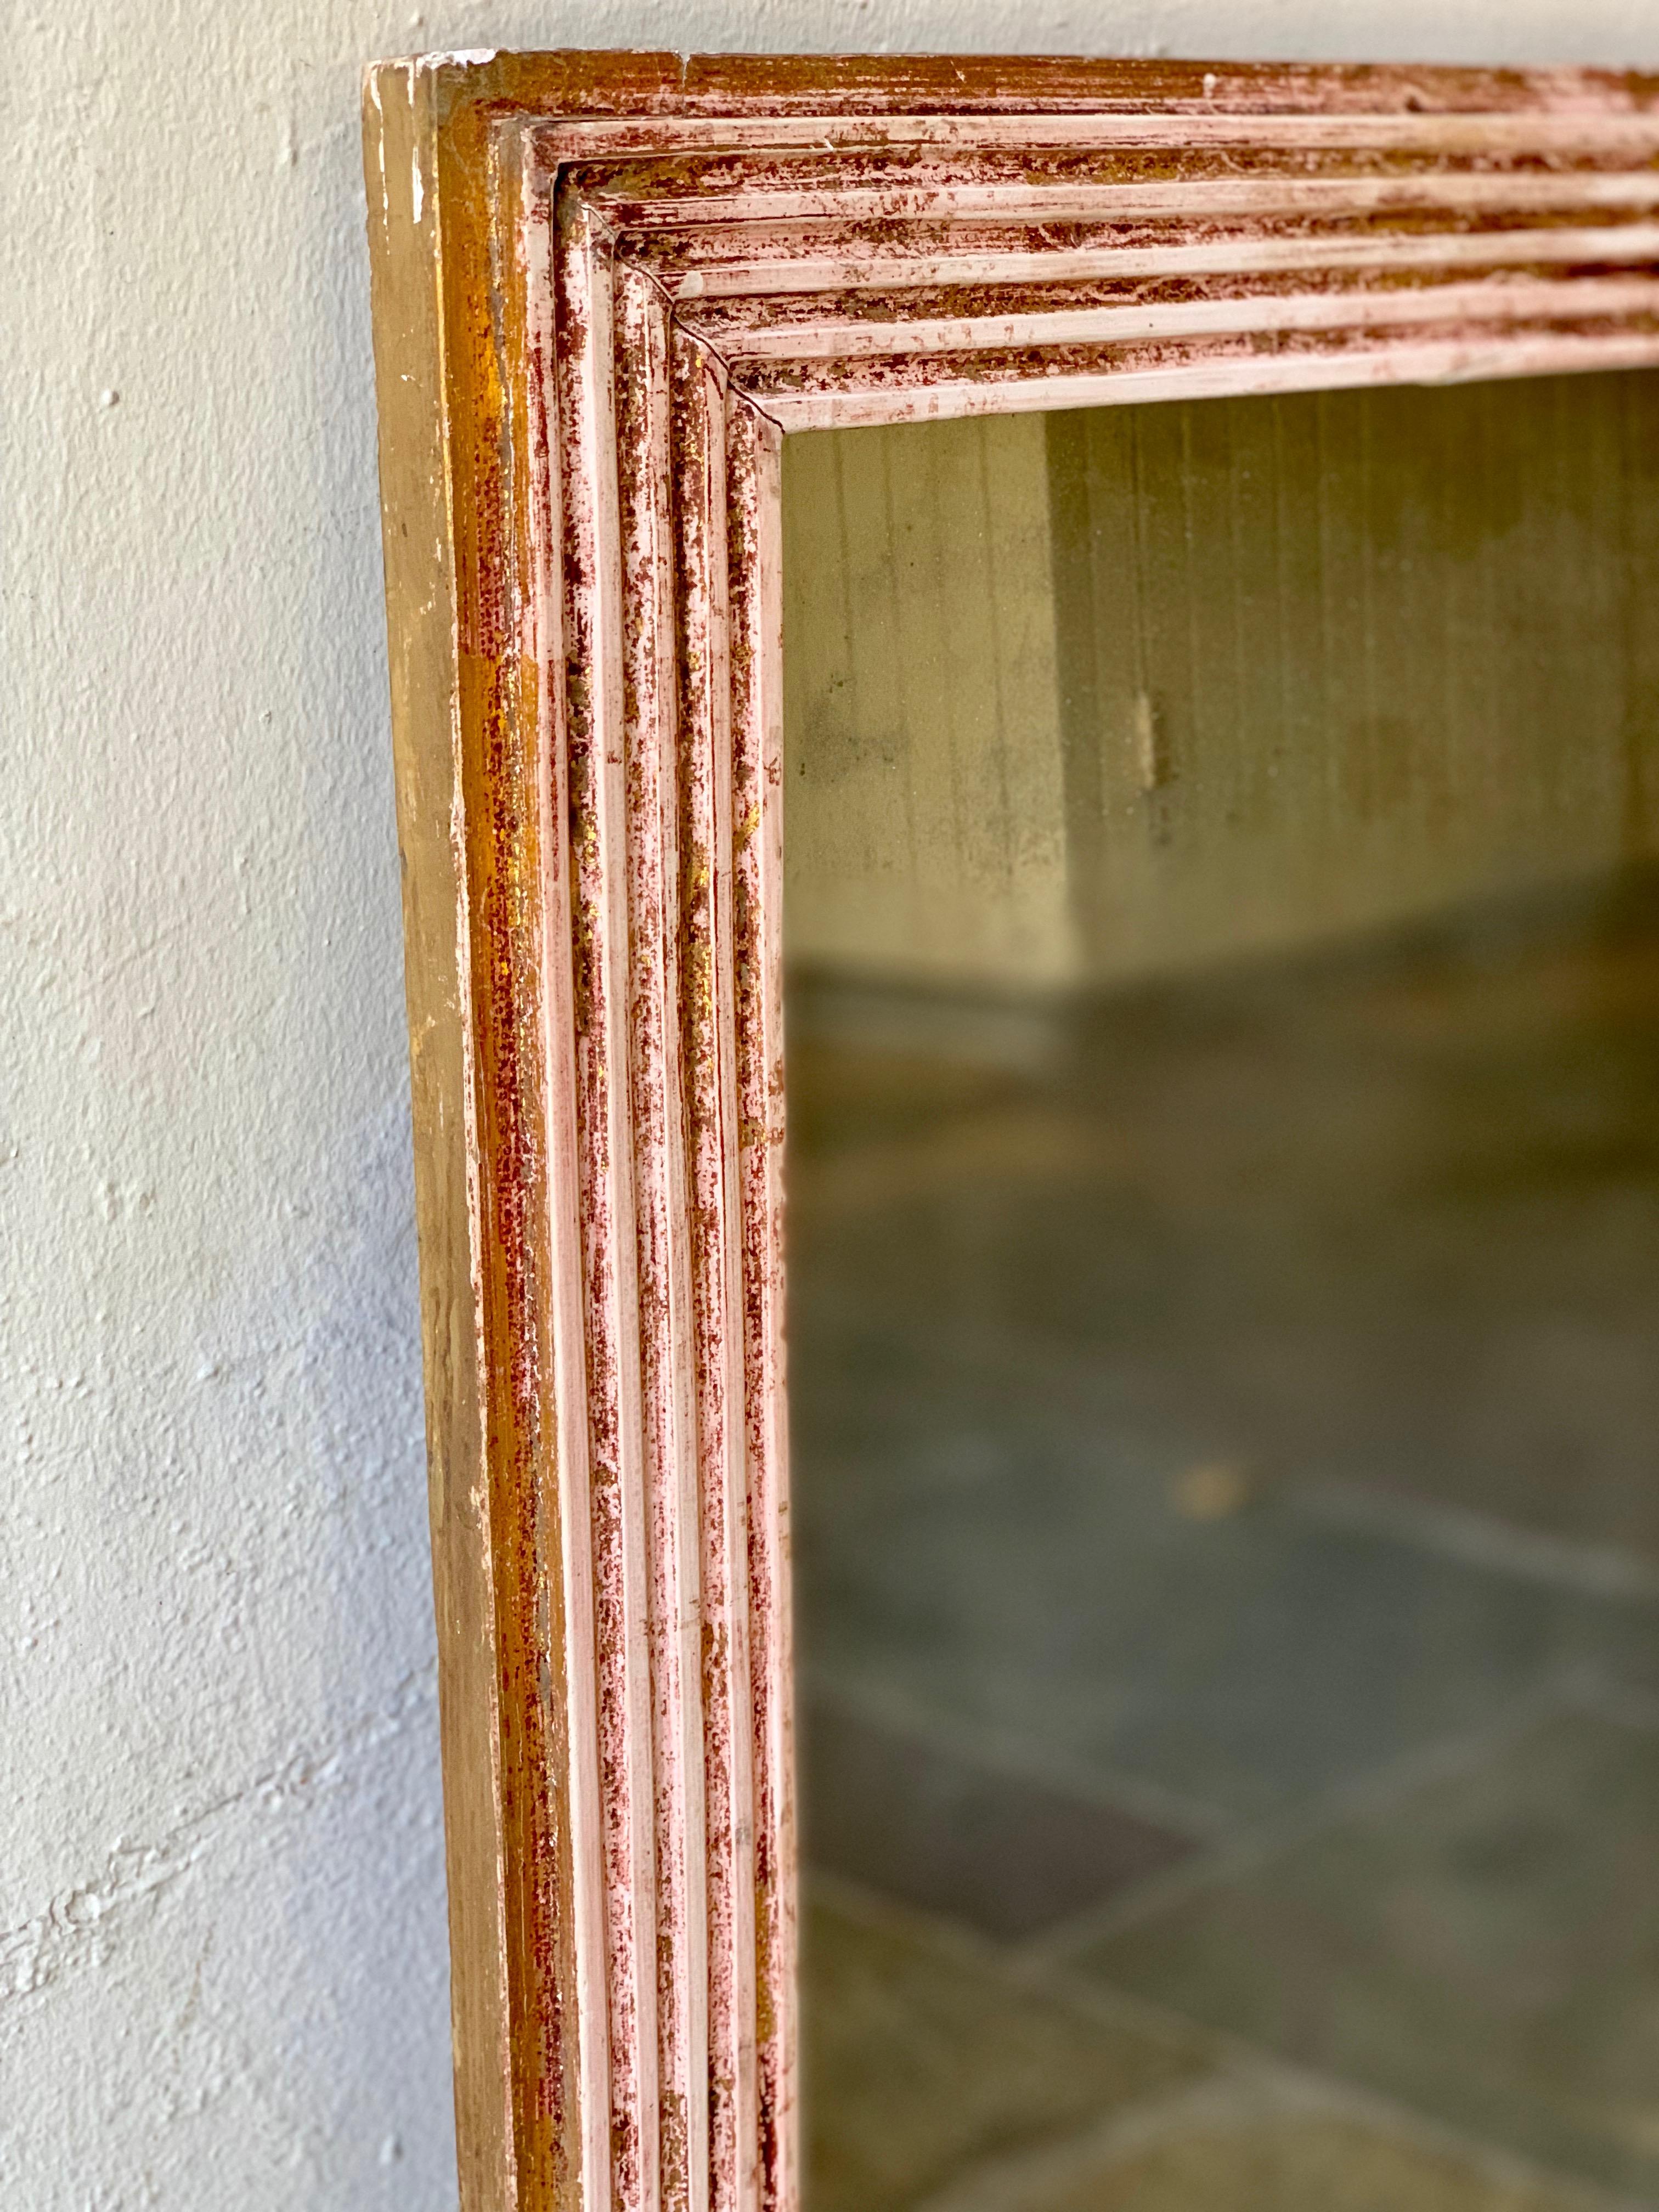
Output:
[
  {"xmin": 368, "ymin": 53, "xmax": 1659, "ymax": 2212},
  {"xmin": 362, "ymin": 61, "xmax": 517, "ymax": 2212}
]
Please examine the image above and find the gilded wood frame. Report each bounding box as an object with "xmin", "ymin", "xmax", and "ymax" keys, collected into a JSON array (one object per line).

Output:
[{"xmin": 362, "ymin": 50, "xmax": 1659, "ymax": 2212}]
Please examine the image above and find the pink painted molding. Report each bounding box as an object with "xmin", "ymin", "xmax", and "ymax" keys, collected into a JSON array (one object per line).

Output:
[{"xmin": 361, "ymin": 50, "xmax": 1659, "ymax": 2212}]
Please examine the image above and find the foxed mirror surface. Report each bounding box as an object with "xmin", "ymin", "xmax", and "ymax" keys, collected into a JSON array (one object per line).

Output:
[{"xmin": 783, "ymin": 371, "xmax": 1659, "ymax": 2212}]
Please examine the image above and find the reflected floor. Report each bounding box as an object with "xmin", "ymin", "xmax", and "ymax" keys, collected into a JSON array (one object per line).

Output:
[{"xmin": 789, "ymin": 871, "xmax": 1659, "ymax": 2212}]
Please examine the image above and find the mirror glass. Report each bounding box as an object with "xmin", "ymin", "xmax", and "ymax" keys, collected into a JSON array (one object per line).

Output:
[{"xmin": 784, "ymin": 373, "xmax": 1659, "ymax": 2212}]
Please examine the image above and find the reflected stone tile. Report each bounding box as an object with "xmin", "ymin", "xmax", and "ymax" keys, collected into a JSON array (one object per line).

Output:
[
  {"xmin": 802, "ymin": 1695, "xmax": 1195, "ymax": 1937},
  {"xmin": 788, "ymin": 884, "xmax": 1659, "ymax": 1578},
  {"xmin": 798, "ymin": 1380, "xmax": 1655, "ymax": 1826},
  {"xmin": 804, "ymin": 1889, "xmax": 1210, "ymax": 2212},
  {"xmin": 1075, "ymin": 1711, "xmax": 1659, "ymax": 2200},
  {"xmin": 1037, "ymin": 2120, "xmax": 1596, "ymax": 2212},
  {"xmin": 916, "ymin": 2078, "xmax": 1614, "ymax": 2212}
]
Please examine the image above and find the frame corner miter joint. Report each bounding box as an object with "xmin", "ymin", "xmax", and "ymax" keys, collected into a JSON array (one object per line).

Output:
[{"xmin": 361, "ymin": 46, "xmax": 1659, "ymax": 2212}]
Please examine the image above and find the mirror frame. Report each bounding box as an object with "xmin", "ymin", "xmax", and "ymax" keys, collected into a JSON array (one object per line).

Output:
[{"xmin": 362, "ymin": 50, "xmax": 1659, "ymax": 2212}]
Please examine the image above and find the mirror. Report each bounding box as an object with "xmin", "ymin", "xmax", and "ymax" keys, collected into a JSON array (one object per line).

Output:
[{"xmin": 784, "ymin": 374, "xmax": 1659, "ymax": 2212}]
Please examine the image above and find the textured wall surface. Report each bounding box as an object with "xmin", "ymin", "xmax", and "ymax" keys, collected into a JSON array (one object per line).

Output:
[{"xmin": 8, "ymin": 3, "xmax": 1659, "ymax": 2208}]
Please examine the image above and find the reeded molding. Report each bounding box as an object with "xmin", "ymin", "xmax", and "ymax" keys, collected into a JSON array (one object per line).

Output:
[{"xmin": 362, "ymin": 49, "xmax": 1659, "ymax": 2212}]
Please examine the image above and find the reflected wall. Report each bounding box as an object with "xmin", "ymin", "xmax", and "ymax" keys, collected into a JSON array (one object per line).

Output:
[{"xmin": 785, "ymin": 375, "xmax": 1659, "ymax": 995}]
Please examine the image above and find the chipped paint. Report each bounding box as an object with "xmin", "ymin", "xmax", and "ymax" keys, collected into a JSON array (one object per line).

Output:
[{"xmin": 363, "ymin": 48, "xmax": 1659, "ymax": 2212}]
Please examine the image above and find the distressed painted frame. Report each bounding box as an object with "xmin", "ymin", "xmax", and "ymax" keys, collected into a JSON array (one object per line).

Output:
[{"xmin": 362, "ymin": 50, "xmax": 1659, "ymax": 2212}]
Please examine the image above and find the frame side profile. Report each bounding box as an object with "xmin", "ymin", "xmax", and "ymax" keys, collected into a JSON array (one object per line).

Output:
[
  {"xmin": 364, "ymin": 61, "xmax": 525, "ymax": 2211},
  {"xmin": 363, "ymin": 49, "xmax": 1659, "ymax": 2212}
]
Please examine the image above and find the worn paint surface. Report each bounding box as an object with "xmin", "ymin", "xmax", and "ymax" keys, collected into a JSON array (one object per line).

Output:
[{"xmin": 362, "ymin": 45, "xmax": 1659, "ymax": 2212}]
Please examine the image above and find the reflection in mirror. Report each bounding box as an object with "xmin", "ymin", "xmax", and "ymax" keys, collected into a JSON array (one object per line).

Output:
[{"xmin": 783, "ymin": 376, "xmax": 1659, "ymax": 2212}]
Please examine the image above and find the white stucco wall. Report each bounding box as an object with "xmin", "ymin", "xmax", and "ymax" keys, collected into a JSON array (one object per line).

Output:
[{"xmin": 7, "ymin": 2, "xmax": 1659, "ymax": 2205}]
